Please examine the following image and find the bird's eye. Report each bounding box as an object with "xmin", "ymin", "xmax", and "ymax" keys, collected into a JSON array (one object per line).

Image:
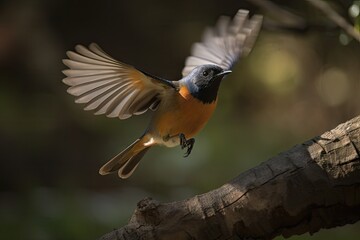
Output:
[{"xmin": 202, "ymin": 71, "xmax": 209, "ymax": 77}]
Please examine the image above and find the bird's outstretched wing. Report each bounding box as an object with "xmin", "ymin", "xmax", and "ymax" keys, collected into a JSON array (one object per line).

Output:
[
  {"xmin": 182, "ymin": 9, "xmax": 263, "ymax": 77},
  {"xmin": 63, "ymin": 43, "xmax": 176, "ymax": 119}
]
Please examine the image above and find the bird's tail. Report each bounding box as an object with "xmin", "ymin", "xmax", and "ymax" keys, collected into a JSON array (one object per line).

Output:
[{"xmin": 99, "ymin": 134, "xmax": 153, "ymax": 179}]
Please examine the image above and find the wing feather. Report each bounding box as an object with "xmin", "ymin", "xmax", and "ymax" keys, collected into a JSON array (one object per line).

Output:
[
  {"xmin": 62, "ymin": 43, "xmax": 175, "ymax": 119},
  {"xmin": 82, "ymin": 82, "xmax": 133, "ymax": 109},
  {"xmin": 63, "ymin": 73, "xmax": 121, "ymax": 86},
  {"xmin": 106, "ymin": 88, "xmax": 139, "ymax": 118},
  {"xmin": 129, "ymin": 91, "xmax": 159, "ymax": 115},
  {"xmin": 63, "ymin": 59, "xmax": 119, "ymax": 70},
  {"xmin": 66, "ymin": 51, "xmax": 120, "ymax": 67},
  {"xmin": 182, "ymin": 9, "xmax": 262, "ymax": 76},
  {"xmin": 75, "ymin": 44, "xmax": 118, "ymax": 64}
]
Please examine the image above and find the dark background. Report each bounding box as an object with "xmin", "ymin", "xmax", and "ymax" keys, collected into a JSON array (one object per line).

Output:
[{"xmin": 1, "ymin": 0, "xmax": 359, "ymax": 239}]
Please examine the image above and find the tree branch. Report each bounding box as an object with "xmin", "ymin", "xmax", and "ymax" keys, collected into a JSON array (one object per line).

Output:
[
  {"xmin": 247, "ymin": 0, "xmax": 360, "ymax": 41},
  {"xmin": 305, "ymin": 0, "xmax": 360, "ymax": 42},
  {"xmin": 100, "ymin": 116, "xmax": 360, "ymax": 240}
]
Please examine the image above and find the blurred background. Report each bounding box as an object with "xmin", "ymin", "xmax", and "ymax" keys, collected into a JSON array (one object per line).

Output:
[{"xmin": 0, "ymin": 0, "xmax": 359, "ymax": 239}]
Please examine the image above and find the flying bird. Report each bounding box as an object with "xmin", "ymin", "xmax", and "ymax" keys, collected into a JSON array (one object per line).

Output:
[{"xmin": 62, "ymin": 9, "xmax": 262, "ymax": 179}]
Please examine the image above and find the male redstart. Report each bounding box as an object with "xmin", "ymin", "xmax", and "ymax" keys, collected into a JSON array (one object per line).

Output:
[{"xmin": 62, "ymin": 9, "xmax": 262, "ymax": 178}]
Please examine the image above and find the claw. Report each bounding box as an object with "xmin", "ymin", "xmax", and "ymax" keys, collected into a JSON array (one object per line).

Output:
[
  {"xmin": 184, "ymin": 138, "xmax": 195, "ymax": 157},
  {"xmin": 179, "ymin": 133, "xmax": 195, "ymax": 157}
]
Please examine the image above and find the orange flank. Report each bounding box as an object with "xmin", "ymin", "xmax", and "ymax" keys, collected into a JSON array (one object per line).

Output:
[{"xmin": 154, "ymin": 85, "xmax": 217, "ymax": 139}]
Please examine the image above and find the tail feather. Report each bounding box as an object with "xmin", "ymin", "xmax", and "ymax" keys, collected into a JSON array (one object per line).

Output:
[
  {"xmin": 99, "ymin": 136, "xmax": 152, "ymax": 178},
  {"xmin": 118, "ymin": 147, "xmax": 149, "ymax": 178}
]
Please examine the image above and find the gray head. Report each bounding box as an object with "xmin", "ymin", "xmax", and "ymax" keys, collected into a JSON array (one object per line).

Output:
[{"xmin": 182, "ymin": 64, "xmax": 231, "ymax": 103}]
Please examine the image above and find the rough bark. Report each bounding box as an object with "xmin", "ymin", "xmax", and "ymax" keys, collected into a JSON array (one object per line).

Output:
[{"xmin": 100, "ymin": 116, "xmax": 360, "ymax": 240}]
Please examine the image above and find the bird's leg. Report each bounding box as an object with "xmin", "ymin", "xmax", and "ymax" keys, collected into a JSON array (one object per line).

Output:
[
  {"xmin": 179, "ymin": 133, "xmax": 186, "ymax": 148},
  {"xmin": 179, "ymin": 133, "xmax": 195, "ymax": 157}
]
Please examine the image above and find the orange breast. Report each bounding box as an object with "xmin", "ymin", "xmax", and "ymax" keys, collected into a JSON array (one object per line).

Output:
[{"xmin": 154, "ymin": 86, "xmax": 217, "ymax": 139}]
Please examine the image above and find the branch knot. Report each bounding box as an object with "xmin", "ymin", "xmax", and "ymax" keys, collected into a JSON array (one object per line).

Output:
[{"xmin": 134, "ymin": 197, "xmax": 161, "ymax": 226}]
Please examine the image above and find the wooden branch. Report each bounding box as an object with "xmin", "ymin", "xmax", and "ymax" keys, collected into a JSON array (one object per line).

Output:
[
  {"xmin": 100, "ymin": 116, "xmax": 360, "ymax": 240},
  {"xmin": 304, "ymin": 0, "xmax": 360, "ymax": 42},
  {"xmin": 247, "ymin": 0, "xmax": 360, "ymax": 41}
]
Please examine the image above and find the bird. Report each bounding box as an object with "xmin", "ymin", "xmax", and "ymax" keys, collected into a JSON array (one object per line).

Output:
[{"xmin": 62, "ymin": 9, "xmax": 262, "ymax": 179}]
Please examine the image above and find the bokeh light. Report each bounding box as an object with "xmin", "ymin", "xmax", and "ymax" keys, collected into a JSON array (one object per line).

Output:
[
  {"xmin": 316, "ymin": 67, "xmax": 351, "ymax": 107},
  {"xmin": 250, "ymin": 35, "xmax": 301, "ymax": 95}
]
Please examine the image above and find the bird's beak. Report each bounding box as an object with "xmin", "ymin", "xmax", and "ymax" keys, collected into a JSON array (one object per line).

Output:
[
  {"xmin": 222, "ymin": 70, "xmax": 232, "ymax": 76},
  {"xmin": 215, "ymin": 70, "xmax": 232, "ymax": 79}
]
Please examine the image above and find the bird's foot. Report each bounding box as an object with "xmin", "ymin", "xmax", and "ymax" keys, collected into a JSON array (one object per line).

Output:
[{"xmin": 179, "ymin": 133, "xmax": 195, "ymax": 157}]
